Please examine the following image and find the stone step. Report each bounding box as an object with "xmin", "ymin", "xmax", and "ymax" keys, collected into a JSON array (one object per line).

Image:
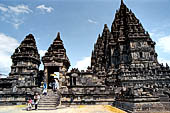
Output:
[
  {"xmin": 41, "ymin": 92, "xmax": 58, "ymax": 95},
  {"xmin": 38, "ymin": 104, "xmax": 56, "ymax": 107},
  {"xmin": 38, "ymin": 104, "xmax": 56, "ymax": 106},
  {"xmin": 41, "ymin": 96, "xmax": 58, "ymax": 97},
  {"xmin": 38, "ymin": 106, "xmax": 56, "ymax": 109},
  {"xmin": 39, "ymin": 101, "xmax": 57, "ymax": 103},
  {"xmin": 45, "ymin": 94, "xmax": 58, "ymax": 96},
  {"xmin": 40, "ymin": 98, "xmax": 58, "ymax": 100},
  {"xmin": 41, "ymin": 96, "xmax": 58, "ymax": 98},
  {"xmin": 39, "ymin": 99, "xmax": 57, "ymax": 101},
  {"xmin": 40, "ymin": 97, "xmax": 58, "ymax": 99},
  {"xmin": 39, "ymin": 103, "xmax": 56, "ymax": 105},
  {"xmin": 40, "ymin": 98, "xmax": 57, "ymax": 100},
  {"xmin": 41, "ymin": 96, "xmax": 57, "ymax": 97},
  {"xmin": 38, "ymin": 90, "xmax": 61, "ymax": 110},
  {"xmin": 41, "ymin": 94, "xmax": 58, "ymax": 96},
  {"xmin": 38, "ymin": 107, "xmax": 56, "ymax": 109},
  {"xmin": 39, "ymin": 102, "xmax": 56, "ymax": 104},
  {"xmin": 39, "ymin": 101, "xmax": 56, "ymax": 103},
  {"xmin": 40, "ymin": 100, "xmax": 57, "ymax": 102},
  {"xmin": 38, "ymin": 107, "xmax": 56, "ymax": 110}
]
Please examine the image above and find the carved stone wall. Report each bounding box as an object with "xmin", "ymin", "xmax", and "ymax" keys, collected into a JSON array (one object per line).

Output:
[{"xmin": 0, "ymin": 34, "xmax": 41, "ymax": 104}]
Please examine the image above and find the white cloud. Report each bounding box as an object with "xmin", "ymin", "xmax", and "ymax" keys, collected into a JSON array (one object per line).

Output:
[
  {"xmin": 157, "ymin": 35, "xmax": 170, "ymax": 53},
  {"xmin": 39, "ymin": 50, "xmax": 47, "ymax": 58},
  {"xmin": 0, "ymin": 75, "xmax": 7, "ymax": 78},
  {"xmin": 0, "ymin": 33, "xmax": 19, "ymax": 75},
  {"xmin": 74, "ymin": 56, "xmax": 91, "ymax": 70},
  {"xmin": 0, "ymin": 5, "xmax": 8, "ymax": 12},
  {"xmin": 88, "ymin": 19, "xmax": 97, "ymax": 24},
  {"xmin": 13, "ymin": 23, "xmax": 22, "ymax": 29},
  {"xmin": 8, "ymin": 5, "xmax": 32, "ymax": 14},
  {"xmin": 0, "ymin": 4, "xmax": 32, "ymax": 29},
  {"xmin": 36, "ymin": 5, "xmax": 54, "ymax": 13},
  {"xmin": 9, "ymin": 18, "xmax": 24, "ymax": 29},
  {"xmin": 149, "ymin": 32, "xmax": 154, "ymax": 37},
  {"xmin": 0, "ymin": 4, "xmax": 32, "ymax": 14},
  {"xmin": 39, "ymin": 50, "xmax": 47, "ymax": 70}
]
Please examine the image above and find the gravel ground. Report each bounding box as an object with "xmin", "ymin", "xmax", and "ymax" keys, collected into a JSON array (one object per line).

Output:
[{"xmin": 0, "ymin": 105, "xmax": 126, "ymax": 113}]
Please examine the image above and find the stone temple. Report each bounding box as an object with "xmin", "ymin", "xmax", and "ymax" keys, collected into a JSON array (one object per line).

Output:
[{"xmin": 0, "ymin": 0, "xmax": 170, "ymax": 112}]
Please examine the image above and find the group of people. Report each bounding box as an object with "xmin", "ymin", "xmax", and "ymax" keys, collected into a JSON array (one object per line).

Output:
[
  {"xmin": 43, "ymin": 78, "xmax": 59, "ymax": 95},
  {"xmin": 27, "ymin": 78, "xmax": 60, "ymax": 111},
  {"xmin": 27, "ymin": 93, "xmax": 40, "ymax": 111},
  {"xmin": 50, "ymin": 78, "xmax": 60, "ymax": 91}
]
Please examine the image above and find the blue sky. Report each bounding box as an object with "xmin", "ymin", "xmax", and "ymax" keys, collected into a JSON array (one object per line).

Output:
[{"xmin": 0, "ymin": 0, "xmax": 170, "ymax": 75}]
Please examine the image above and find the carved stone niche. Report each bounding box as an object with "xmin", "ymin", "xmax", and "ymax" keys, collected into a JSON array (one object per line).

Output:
[{"xmin": 69, "ymin": 73, "xmax": 78, "ymax": 86}]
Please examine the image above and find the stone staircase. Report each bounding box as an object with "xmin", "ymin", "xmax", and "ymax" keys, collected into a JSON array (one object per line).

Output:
[{"xmin": 38, "ymin": 89, "xmax": 61, "ymax": 110}]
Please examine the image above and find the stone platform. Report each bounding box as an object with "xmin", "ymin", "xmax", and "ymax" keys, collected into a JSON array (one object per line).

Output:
[{"xmin": 114, "ymin": 101, "xmax": 170, "ymax": 113}]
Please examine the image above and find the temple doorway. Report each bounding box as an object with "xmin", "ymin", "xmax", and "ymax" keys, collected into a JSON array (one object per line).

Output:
[{"xmin": 47, "ymin": 66, "xmax": 59, "ymax": 89}]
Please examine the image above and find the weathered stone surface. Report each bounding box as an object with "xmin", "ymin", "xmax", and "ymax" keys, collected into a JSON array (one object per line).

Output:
[
  {"xmin": 42, "ymin": 32, "xmax": 70, "ymax": 89},
  {"xmin": 0, "ymin": 34, "xmax": 41, "ymax": 104},
  {"xmin": 0, "ymin": 1, "xmax": 170, "ymax": 112},
  {"xmin": 61, "ymin": 0, "xmax": 170, "ymax": 111}
]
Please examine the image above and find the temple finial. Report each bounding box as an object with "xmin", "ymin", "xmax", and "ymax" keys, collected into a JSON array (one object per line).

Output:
[
  {"xmin": 104, "ymin": 24, "xmax": 108, "ymax": 28},
  {"xmin": 56, "ymin": 32, "xmax": 61, "ymax": 40},
  {"xmin": 121, "ymin": 0, "xmax": 124, "ymax": 4},
  {"xmin": 103, "ymin": 24, "xmax": 109, "ymax": 32}
]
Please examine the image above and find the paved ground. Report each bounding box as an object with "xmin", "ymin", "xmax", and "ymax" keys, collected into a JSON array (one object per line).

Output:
[{"xmin": 0, "ymin": 105, "xmax": 126, "ymax": 113}]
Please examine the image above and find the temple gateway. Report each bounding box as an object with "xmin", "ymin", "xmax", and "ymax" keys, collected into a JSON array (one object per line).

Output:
[{"xmin": 0, "ymin": 0, "xmax": 170, "ymax": 112}]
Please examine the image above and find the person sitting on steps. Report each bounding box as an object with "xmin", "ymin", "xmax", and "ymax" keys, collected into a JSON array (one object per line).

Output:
[{"xmin": 27, "ymin": 98, "xmax": 32, "ymax": 111}]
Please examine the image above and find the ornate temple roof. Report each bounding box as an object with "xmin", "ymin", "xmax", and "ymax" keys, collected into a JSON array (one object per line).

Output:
[
  {"xmin": 42, "ymin": 32, "xmax": 70, "ymax": 69},
  {"xmin": 11, "ymin": 34, "xmax": 40, "ymax": 64},
  {"xmin": 111, "ymin": 0, "xmax": 154, "ymax": 42},
  {"xmin": 91, "ymin": 0, "xmax": 158, "ymax": 71}
]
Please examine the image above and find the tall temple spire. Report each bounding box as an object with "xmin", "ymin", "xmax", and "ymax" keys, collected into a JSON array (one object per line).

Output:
[
  {"xmin": 42, "ymin": 32, "xmax": 70, "ymax": 69},
  {"xmin": 10, "ymin": 34, "xmax": 40, "ymax": 78}
]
